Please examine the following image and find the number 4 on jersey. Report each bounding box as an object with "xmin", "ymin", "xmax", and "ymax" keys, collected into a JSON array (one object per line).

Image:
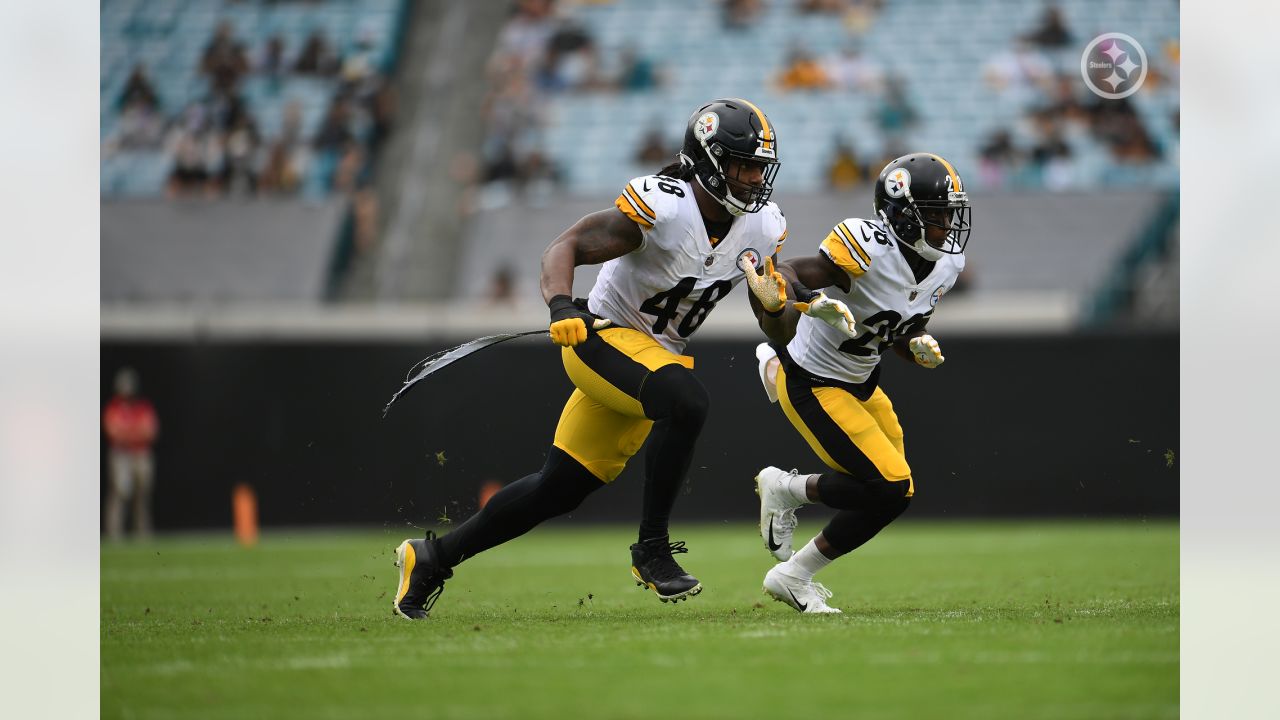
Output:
[{"xmin": 639, "ymin": 278, "xmax": 732, "ymax": 337}]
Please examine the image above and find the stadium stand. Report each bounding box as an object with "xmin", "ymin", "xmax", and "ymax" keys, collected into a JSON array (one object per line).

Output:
[
  {"xmin": 101, "ymin": 0, "xmax": 1177, "ymax": 327},
  {"xmin": 100, "ymin": 0, "xmax": 406, "ymax": 198},
  {"xmin": 474, "ymin": 0, "xmax": 1179, "ymax": 198}
]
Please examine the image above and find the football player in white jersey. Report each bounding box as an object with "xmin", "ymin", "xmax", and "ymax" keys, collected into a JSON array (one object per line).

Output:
[
  {"xmin": 392, "ymin": 99, "xmax": 858, "ymax": 619},
  {"xmin": 740, "ymin": 152, "xmax": 972, "ymax": 613}
]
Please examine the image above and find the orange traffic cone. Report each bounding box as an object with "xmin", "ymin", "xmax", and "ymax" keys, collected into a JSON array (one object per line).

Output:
[{"xmin": 233, "ymin": 483, "xmax": 259, "ymax": 547}]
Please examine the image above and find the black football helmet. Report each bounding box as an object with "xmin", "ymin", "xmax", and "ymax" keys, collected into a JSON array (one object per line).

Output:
[
  {"xmin": 873, "ymin": 153, "xmax": 971, "ymax": 260},
  {"xmin": 677, "ymin": 98, "xmax": 780, "ymax": 216}
]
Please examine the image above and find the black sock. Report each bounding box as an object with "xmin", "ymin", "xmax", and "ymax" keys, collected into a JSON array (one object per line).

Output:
[
  {"xmin": 434, "ymin": 448, "xmax": 602, "ymax": 568},
  {"xmin": 820, "ymin": 502, "xmax": 910, "ymax": 555},
  {"xmin": 636, "ymin": 366, "xmax": 709, "ymax": 542}
]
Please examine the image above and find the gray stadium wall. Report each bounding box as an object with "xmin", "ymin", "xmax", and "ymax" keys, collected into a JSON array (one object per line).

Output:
[{"xmin": 100, "ymin": 333, "xmax": 1178, "ymax": 532}]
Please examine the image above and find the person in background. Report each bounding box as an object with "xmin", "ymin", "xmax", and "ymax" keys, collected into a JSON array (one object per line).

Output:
[{"xmin": 103, "ymin": 368, "xmax": 159, "ymax": 541}]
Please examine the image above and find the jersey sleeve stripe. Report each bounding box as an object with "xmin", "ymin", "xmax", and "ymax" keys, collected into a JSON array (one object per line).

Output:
[
  {"xmin": 624, "ymin": 185, "xmax": 657, "ymax": 222},
  {"xmin": 820, "ymin": 232, "xmax": 866, "ymax": 276},
  {"xmin": 615, "ymin": 194, "xmax": 654, "ymax": 228},
  {"xmin": 836, "ymin": 222, "xmax": 872, "ymax": 268}
]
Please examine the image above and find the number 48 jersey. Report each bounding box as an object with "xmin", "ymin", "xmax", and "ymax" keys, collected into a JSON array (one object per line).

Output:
[
  {"xmin": 788, "ymin": 216, "xmax": 965, "ymax": 389},
  {"xmin": 590, "ymin": 175, "xmax": 788, "ymax": 354}
]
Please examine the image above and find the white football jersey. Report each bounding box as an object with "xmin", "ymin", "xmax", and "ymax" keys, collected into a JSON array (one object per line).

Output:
[
  {"xmin": 787, "ymin": 216, "xmax": 965, "ymax": 386},
  {"xmin": 591, "ymin": 175, "xmax": 787, "ymax": 354}
]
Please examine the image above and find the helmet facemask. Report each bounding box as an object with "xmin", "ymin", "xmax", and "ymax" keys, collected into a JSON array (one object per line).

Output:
[
  {"xmin": 685, "ymin": 142, "xmax": 779, "ymax": 216},
  {"xmin": 881, "ymin": 188, "xmax": 971, "ymax": 261}
]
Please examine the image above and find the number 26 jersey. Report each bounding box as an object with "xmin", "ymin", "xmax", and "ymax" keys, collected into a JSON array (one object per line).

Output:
[
  {"xmin": 788, "ymin": 216, "xmax": 965, "ymax": 386},
  {"xmin": 591, "ymin": 175, "xmax": 788, "ymax": 354}
]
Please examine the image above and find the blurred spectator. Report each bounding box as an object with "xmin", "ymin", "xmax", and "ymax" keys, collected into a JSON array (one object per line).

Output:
[
  {"xmin": 259, "ymin": 140, "xmax": 302, "ymax": 194},
  {"xmin": 616, "ymin": 44, "xmax": 660, "ymax": 92},
  {"xmin": 983, "ymin": 39, "xmax": 1054, "ymax": 95},
  {"xmin": 492, "ymin": 0, "xmax": 557, "ymax": 70},
  {"xmin": 488, "ymin": 264, "xmax": 517, "ymax": 305},
  {"xmin": 200, "ymin": 21, "xmax": 250, "ymax": 94},
  {"xmin": 1091, "ymin": 99, "xmax": 1160, "ymax": 164},
  {"xmin": 841, "ymin": 0, "xmax": 884, "ymax": 35},
  {"xmin": 536, "ymin": 19, "xmax": 603, "ymax": 92},
  {"xmin": 259, "ymin": 100, "xmax": 307, "ymax": 195},
  {"xmin": 796, "ymin": 0, "xmax": 846, "ymax": 14},
  {"xmin": 105, "ymin": 102, "xmax": 166, "ymax": 152},
  {"xmin": 824, "ymin": 45, "xmax": 884, "ymax": 93},
  {"xmin": 117, "ymin": 64, "xmax": 160, "ymax": 112},
  {"xmin": 219, "ymin": 113, "xmax": 260, "ymax": 196},
  {"xmin": 1028, "ymin": 110, "xmax": 1075, "ymax": 190},
  {"xmin": 257, "ymin": 34, "xmax": 288, "ymax": 83},
  {"xmin": 517, "ymin": 149, "xmax": 561, "ymax": 205},
  {"xmin": 723, "ymin": 0, "xmax": 763, "ymax": 31},
  {"xmin": 825, "ymin": 139, "xmax": 864, "ymax": 190},
  {"xmin": 778, "ymin": 46, "xmax": 831, "ymax": 91},
  {"xmin": 313, "ymin": 96, "xmax": 356, "ymax": 152},
  {"xmin": 103, "ymin": 368, "xmax": 158, "ymax": 541},
  {"xmin": 294, "ymin": 29, "xmax": 341, "ymax": 76},
  {"xmin": 634, "ymin": 126, "xmax": 672, "ymax": 165},
  {"xmin": 167, "ymin": 130, "xmax": 215, "ymax": 197},
  {"xmin": 873, "ymin": 75, "xmax": 916, "ymax": 132},
  {"xmin": 1022, "ymin": 4, "xmax": 1073, "ymax": 49},
  {"xmin": 978, "ymin": 128, "xmax": 1023, "ymax": 188},
  {"xmin": 341, "ymin": 30, "xmax": 381, "ymax": 87}
]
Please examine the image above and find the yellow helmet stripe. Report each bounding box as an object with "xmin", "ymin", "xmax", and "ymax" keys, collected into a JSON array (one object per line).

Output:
[
  {"xmin": 731, "ymin": 97, "xmax": 774, "ymax": 150},
  {"xmin": 928, "ymin": 153, "xmax": 961, "ymax": 191}
]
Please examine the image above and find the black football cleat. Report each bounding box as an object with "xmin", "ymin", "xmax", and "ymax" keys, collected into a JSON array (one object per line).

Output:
[
  {"xmin": 393, "ymin": 531, "xmax": 453, "ymax": 620},
  {"xmin": 630, "ymin": 537, "xmax": 703, "ymax": 603}
]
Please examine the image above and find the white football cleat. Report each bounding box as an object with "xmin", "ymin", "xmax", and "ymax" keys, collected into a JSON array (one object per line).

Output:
[
  {"xmin": 763, "ymin": 565, "xmax": 842, "ymax": 614},
  {"xmin": 755, "ymin": 343, "xmax": 780, "ymax": 403},
  {"xmin": 755, "ymin": 466, "xmax": 803, "ymax": 561}
]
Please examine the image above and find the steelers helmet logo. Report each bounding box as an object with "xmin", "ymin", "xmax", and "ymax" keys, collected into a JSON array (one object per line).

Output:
[
  {"xmin": 694, "ymin": 112, "xmax": 720, "ymax": 142},
  {"xmin": 884, "ymin": 168, "xmax": 911, "ymax": 199}
]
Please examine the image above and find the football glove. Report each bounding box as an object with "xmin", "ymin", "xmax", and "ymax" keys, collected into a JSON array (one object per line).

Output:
[
  {"xmin": 739, "ymin": 254, "xmax": 787, "ymax": 313},
  {"xmin": 793, "ymin": 293, "xmax": 857, "ymax": 338},
  {"xmin": 908, "ymin": 334, "xmax": 944, "ymax": 368},
  {"xmin": 548, "ymin": 295, "xmax": 610, "ymax": 347}
]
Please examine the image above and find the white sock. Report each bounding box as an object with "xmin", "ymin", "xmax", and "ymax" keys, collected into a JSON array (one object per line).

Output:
[
  {"xmin": 781, "ymin": 538, "xmax": 832, "ymax": 581},
  {"xmin": 785, "ymin": 472, "xmax": 817, "ymax": 506}
]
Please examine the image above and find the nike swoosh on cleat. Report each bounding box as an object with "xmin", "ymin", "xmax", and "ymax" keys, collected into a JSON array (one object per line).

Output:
[
  {"xmin": 786, "ymin": 588, "xmax": 808, "ymax": 612},
  {"xmin": 766, "ymin": 516, "xmax": 782, "ymax": 552}
]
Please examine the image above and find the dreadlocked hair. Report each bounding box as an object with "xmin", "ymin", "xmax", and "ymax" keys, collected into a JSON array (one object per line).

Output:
[{"xmin": 656, "ymin": 156, "xmax": 697, "ymax": 181}]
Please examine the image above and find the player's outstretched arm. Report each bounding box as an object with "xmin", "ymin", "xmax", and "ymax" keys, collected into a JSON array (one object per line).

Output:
[{"xmin": 541, "ymin": 208, "xmax": 643, "ymax": 346}]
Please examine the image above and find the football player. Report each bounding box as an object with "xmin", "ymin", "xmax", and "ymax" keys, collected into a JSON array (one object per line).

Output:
[
  {"xmin": 740, "ymin": 153, "xmax": 971, "ymax": 613},
  {"xmin": 392, "ymin": 98, "xmax": 859, "ymax": 619}
]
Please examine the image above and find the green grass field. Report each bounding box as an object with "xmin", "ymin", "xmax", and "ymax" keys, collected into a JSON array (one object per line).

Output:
[{"xmin": 101, "ymin": 521, "xmax": 1177, "ymax": 719}]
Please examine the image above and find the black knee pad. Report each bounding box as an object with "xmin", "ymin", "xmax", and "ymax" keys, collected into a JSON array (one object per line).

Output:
[{"xmin": 640, "ymin": 365, "xmax": 710, "ymax": 424}]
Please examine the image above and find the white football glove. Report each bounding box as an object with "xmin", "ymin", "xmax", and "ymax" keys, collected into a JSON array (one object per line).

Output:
[
  {"xmin": 908, "ymin": 334, "xmax": 944, "ymax": 368},
  {"xmin": 794, "ymin": 292, "xmax": 857, "ymax": 338},
  {"xmin": 738, "ymin": 254, "xmax": 787, "ymax": 313}
]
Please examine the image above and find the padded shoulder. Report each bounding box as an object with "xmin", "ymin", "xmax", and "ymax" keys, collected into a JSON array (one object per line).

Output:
[
  {"xmin": 818, "ymin": 217, "xmax": 890, "ymax": 277},
  {"xmin": 614, "ymin": 175, "xmax": 683, "ymax": 230}
]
